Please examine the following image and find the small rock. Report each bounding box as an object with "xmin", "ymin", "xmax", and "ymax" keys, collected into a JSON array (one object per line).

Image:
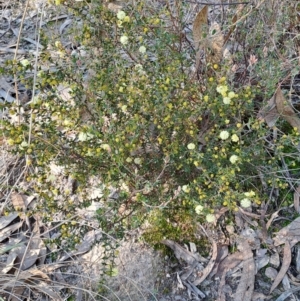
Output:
[
  {"xmin": 222, "ymin": 284, "xmax": 232, "ymax": 294},
  {"xmin": 282, "ymin": 275, "xmax": 290, "ymax": 291},
  {"xmin": 226, "ymin": 225, "xmax": 235, "ymax": 234},
  {"xmin": 256, "ymin": 248, "xmax": 268, "ymax": 257},
  {"xmin": 174, "ymin": 295, "xmax": 186, "ymax": 301},
  {"xmin": 269, "ymin": 252, "xmax": 280, "ymax": 268},
  {"xmin": 241, "ymin": 228, "xmax": 260, "ymax": 249},
  {"xmin": 256, "ymin": 255, "xmax": 270, "ymax": 271},
  {"xmin": 265, "ymin": 267, "xmax": 278, "ymax": 280}
]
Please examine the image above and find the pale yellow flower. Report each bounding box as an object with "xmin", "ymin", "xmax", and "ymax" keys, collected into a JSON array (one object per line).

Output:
[
  {"xmin": 228, "ymin": 91, "xmax": 236, "ymax": 99},
  {"xmin": 216, "ymin": 85, "xmax": 228, "ymax": 96},
  {"xmin": 195, "ymin": 205, "xmax": 204, "ymax": 214},
  {"xmin": 139, "ymin": 46, "xmax": 146, "ymax": 53},
  {"xmin": 241, "ymin": 198, "xmax": 251, "ymax": 208},
  {"xmin": 55, "ymin": 41, "xmax": 62, "ymax": 48},
  {"xmin": 134, "ymin": 158, "xmax": 142, "ymax": 164},
  {"xmin": 223, "ymin": 97, "xmax": 231, "ymax": 104},
  {"xmin": 245, "ymin": 191, "xmax": 255, "ymax": 197},
  {"xmin": 231, "ymin": 134, "xmax": 239, "ymax": 142},
  {"xmin": 117, "ymin": 10, "xmax": 126, "ymax": 20},
  {"xmin": 120, "ymin": 36, "xmax": 128, "ymax": 45},
  {"xmin": 78, "ymin": 132, "xmax": 88, "ymax": 141},
  {"xmin": 123, "ymin": 16, "xmax": 130, "ymax": 22},
  {"xmin": 220, "ymin": 130, "xmax": 229, "ymax": 140},
  {"xmin": 20, "ymin": 59, "xmax": 30, "ymax": 67},
  {"xmin": 206, "ymin": 214, "xmax": 216, "ymax": 223},
  {"xmin": 229, "ymin": 155, "xmax": 239, "ymax": 164},
  {"xmin": 101, "ymin": 144, "xmax": 111, "ymax": 152},
  {"xmin": 182, "ymin": 185, "xmax": 190, "ymax": 193},
  {"xmin": 187, "ymin": 143, "xmax": 196, "ymax": 150},
  {"xmin": 7, "ymin": 138, "xmax": 14, "ymax": 145}
]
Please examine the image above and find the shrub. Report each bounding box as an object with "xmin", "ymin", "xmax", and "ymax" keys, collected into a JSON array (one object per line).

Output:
[{"xmin": 1, "ymin": 0, "xmax": 300, "ymax": 249}]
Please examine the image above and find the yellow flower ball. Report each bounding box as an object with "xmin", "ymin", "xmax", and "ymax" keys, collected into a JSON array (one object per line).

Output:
[
  {"xmin": 117, "ymin": 10, "xmax": 126, "ymax": 20},
  {"xmin": 216, "ymin": 85, "xmax": 228, "ymax": 95},
  {"xmin": 229, "ymin": 155, "xmax": 239, "ymax": 164},
  {"xmin": 139, "ymin": 46, "xmax": 146, "ymax": 53},
  {"xmin": 206, "ymin": 214, "xmax": 216, "ymax": 223},
  {"xmin": 240, "ymin": 198, "xmax": 251, "ymax": 208},
  {"xmin": 20, "ymin": 59, "xmax": 30, "ymax": 67},
  {"xmin": 187, "ymin": 143, "xmax": 196, "ymax": 150},
  {"xmin": 134, "ymin": 158, "xmax": 142, "ymax": 164},
  {"xmin": 123, "ymin": 16, "xmax": 130, "ymax": 23},
  {"xmin": 231, "ymin": 134, "xmax": 239, "ymax": 142},
  {"xmin": 195, "ymin": 205, "xmax": 204, "ymax": 214},
  {"xmin": 120, "ymin": 36, "xmax": 128, "ymax": 45},
  {"xmin": 245, "ymin": 191, "xmax": 255, "ymax": 197},
  {"xmin": 182, "ymin": 185, "xmax": 190, "ymax": 193},
  {"xmin": 220, "ymin": 130, "xmax": 229, "ymax": 140},
  {"xmin": 223, "ymin": 97, "xmax": 231, "ymax": 104},
  {"xmin": 228, "ymin": 91, "xmax": 236, "ymax": 99}
]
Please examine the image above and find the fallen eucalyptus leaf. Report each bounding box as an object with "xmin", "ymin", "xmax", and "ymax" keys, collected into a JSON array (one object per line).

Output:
[
  {"xmin": 257, "ymin": 94, "xmax": 279, "ymax": 127},
  {"xmin": 275, "ymin": 286, "xmax": 300, "ymax": 301},
  {"xmin": 270, "ymin": 242, "xmax": 292, "ymax": 293},
  {"xmin": 0, "ymin": 213, "xmax": 19, "ymax": 230},
  {"xmin": 193, "ymin": 5, "xmax": 208, "ymax": 51},
  {"xmin": 11, "ymin": 192, "xmax": 28, "ymax": 211},
  {"xmin": 193, "ymin": 240, "xmax": 217, "ymax": 286},
  {"xmin": 19, "ymin": 249, "xmax": 40, "ymax": 270},
  {"xmin": 161, "ymin": 239, "xmax": 207, "ymax": 265},
  {"xmin": 0, "ymin": 242, "xmax": 24, "ymax": 256},
  {"xmin": 273, "ymin": 217, "xmax": 300, "ymax": 246},
  {"xmin": 210, "ymin": 244, "xmax": 228, "ymax": 278},
  {"xmin": 274, "ymin": 88, "xmax": 300, "ymax": 132},
  {"xmin": 234, "ymin": 239, "xmax": 255, "ymax": 301},
  {"xmin": 0, "ymin": 221, "xmax": 23, "ymax": 242},
  {"xmin": 216, "ymin": 251, "xmax": 244, "ymax": 278},
  {"xmin": 2, "ymin": 252, "xmax": 17, "ymax": 273}
]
